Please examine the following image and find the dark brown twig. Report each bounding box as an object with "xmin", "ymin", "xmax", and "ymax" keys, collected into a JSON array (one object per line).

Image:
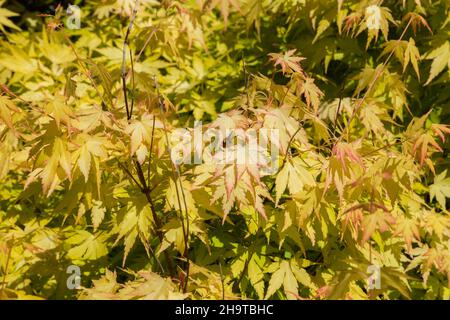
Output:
[
  {"xmin": 118, "ymin": 0, "xmax": 175, "ymax": 277},
  {"xmin": 121, "ymin": 0, "xmax": 139, "ymax": 120}
]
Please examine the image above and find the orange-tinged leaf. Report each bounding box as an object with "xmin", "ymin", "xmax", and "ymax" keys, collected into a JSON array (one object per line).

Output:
[
  {"xmin": 394, "ymin": 217, "xmax": 420, "ymax": 251},
  {"xmin": 362, "ymin": 209, "xmax": 396, "ymax": 242},
  {"xmin": 268, "ymin": 49, "xmax": 305, "ymax": 75}
]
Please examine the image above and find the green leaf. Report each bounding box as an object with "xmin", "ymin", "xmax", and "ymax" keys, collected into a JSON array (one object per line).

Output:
[
  {"xmin": 430, "ymin": 170, "xmax": 450, "ymax": 208},
  {"xmin": 265, "ymin": 260, "xmax": 298, "ymax": 299},
  {"xmin": 66, "ymin": 230, "xmax": 109, "ymax": 260},
  {"xmin": 0, "ymin": 6, "xmax": 20, "ymax": 33},
  {"xmin": 424, "ymin": 42, "xmax": 450, "ymax": 85}
]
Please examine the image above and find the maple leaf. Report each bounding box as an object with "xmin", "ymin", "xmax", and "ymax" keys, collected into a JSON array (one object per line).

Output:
[
  {"xmin": 404, "ymin": 38, "xmax": 421, "ymax": 79},
  {"xmin": 0, "ymin": 94, "xmax": 20, "ymax": 128},
  {"xmin": 341, "ymin": 206, "xmax": 364, "ymax": 241},
  {"xmin": 430, "ymin": 123, "xmax": 450, "ymax": 143},
  {"xmin": 261, "ymin": 105, "xmax": 302, "ymax": 154},
  {"xmin": 380, "ymin": 40, "xmax": 409, "ymax": 65},
  {"xmin": 358, "ymin": 5, "xmax": 396, "ymax": 48},
  {"xmin": 32, "ymin": 137, "xmax": 73, "ymax": 196},
  {"xmin": 126, "ymin": 113, "xmax": 163, "ymax": 156},
  {"xmin": 44, "ymin": 94, "xmax": 73, "ymax": 128},
  {"xmin": 0, "ymin": 2, "xmax": 20, "ymax": 33},
  {"xmin": 294, "ymin": 75, "xmax": 324, "ymax": 113},
  {"xmin": 361, "ymin": 209, "xmax": 396, "ymax": 242},
  {"xmin": 402, "ymin": 12, "xmax": 432, "ymax": 35},
  {"xmin": 343, "ymin": 12, "xmax": 362, "ymax": 36},
  {"xmin": 265, "ymin": 260, "xmax": 299, "ymax": 300},
  {"xmin": 418, "ymin": 246, "xmax": 450, "ymax": 287},
  {"xmin": 424, "ymin": 41, "xmax": 450, "ymax": 85},
  {"xmin": 275, "ymin": 158, "xmax": 315, "ymax": 205},
  {"xmin": 382, "ymin": 38, "xmax": 421, "ymax": 79},
  {"xmin": 429, "ymin": 170, "xmax": 450, "ymax": 209},
  {"xmin": 324, "ymin": 148, "xmax": 363, "ymax": 202},
  {"xmin": 66, "ymin": 230, "xmax": 109, "ymax": 260},
  {"xmin": 268, "ymin": 49, "xmax": 306, "ymax": 75},
  {"xmin": 2, "ymin": 0, "xmax": 450, "ymax": 301},
  {"xmin": 412, "ymin": 132, "xmax": 443, "ymax": 166},
  {"xmin": 73, "ymin": 135, "xmax": 108, "ymax": 183},
  {"xmin": 422, "ymin": 211, "xmax": 450, "ymax": 241},
  {"xmin": 394, "ymin": 217, "xmax": 420, "ymax": 252},
  {"xmin": 332, "ymin": 142, "xmax": 364, "ymax": 173}
]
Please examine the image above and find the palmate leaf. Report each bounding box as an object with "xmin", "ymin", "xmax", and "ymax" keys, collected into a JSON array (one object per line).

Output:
[
  {"xmin": 264, "ymin": 260, "xmax": 297, "ymax": 300},
  {"xmin": 357, "ymin": 5, "xmax": 396, "ymax": 48},
  {"xmin": 424, "ymin": 41, "xmax": 450, "ymax": 85},
  {"xmin": 294, "ymin": 76, "xmax": 324, "ymax": 114},
  {"xmin": 0, "ymin": 43, "xmax": 37, "ymax": 74},
  {"xmin": 412, "ymin": 132, "xmax": 444, "ymax": 167},
  {"xmin": 0, "ymin": 94, "xmax": 20, "ymax": 128},
  {"xmin": 44, "ymin": 95, "xmax": 73, "ymax": 128},
  {"xmin": 268, "ymin": 49, "xmax": 305, "ymax": 75},
  {"xmin": 361, "ymin": 208, "xmax": 396, "ymax": 243},
  {"xmin": 394, "ymin": 217, "xmax": 420, "ymax": 252},
  {"xmin": 248, "ymin": 254, "xmax": 265, "ymax": 299},
  {"xmin": 381, "ymin": 38, "xmax": 421, "ymax": 79},
  {"xmin": 1, "ymin": 0, "xmax": 450, "ymax": 301},
  {"xmin": 404, "ymin": 38, "xmax": 421, "ymax": 79},
  {"xmin": 326, "ymin": 260, "xmax": 413, "ymax": 300},
  {"xmin": 80, "ymin": 270, "xmax": 187, "ymax": 300},
  {"xmin": 275, "ymin": 158, "xmax": 315, "ymax": 205},
  {"xmin": 66, "ymin": 230, "xmax": 109, "ymax": 260},
  {"xmin": 430, "ymin": 170, "xmax": 450, "ymax": 209},
  {"xmin": 27, "ymin": 137, "xmax": 73, "ymax": 197},
  {"xmin": 0, "ymin": 3, "xmax": 20, "ymax": 33},
  {"xmin": 125, "ymin": 113, "xmax": 163, "ymax": 157}
]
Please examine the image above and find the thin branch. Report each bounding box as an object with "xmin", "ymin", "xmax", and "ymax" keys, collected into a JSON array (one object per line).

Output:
[
  {"xmin": 219, "ymin": 259, "xmax": 225, "ymax": 300},
  {"xmin": 140, "ymin": 231, "xmax": 165, "ymax": 274},
  {"xmin": 147, "ymin": 113, "xmax": 157, "ymax": 183},
  {"xmin": 134, "ymin": 159, "xmax": 175, "ymax": 276},
  {"xmin": 118, "ymin": 0, "xmax": 175, "ymax": 277},
  {"xmin": 129, "ymin": 48, "xmax": 136, "ymax": 118},
  {"xmin": 122, "ymin": 0, "xmax": 139, "ymax": 120},
  {"xmin": 117, "ymin": 160, "xmax": 142, "ymax": 190}
]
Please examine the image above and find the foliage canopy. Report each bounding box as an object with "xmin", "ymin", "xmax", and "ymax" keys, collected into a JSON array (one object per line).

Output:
[{"xmin": 0, "ymin": 0, "xmax": 450, "ymax": 300}]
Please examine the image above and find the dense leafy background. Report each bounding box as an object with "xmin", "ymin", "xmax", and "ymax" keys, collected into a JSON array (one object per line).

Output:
[{"xmin": 0, "ymin": 0, "xmax": 449, "ymax": 300}]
